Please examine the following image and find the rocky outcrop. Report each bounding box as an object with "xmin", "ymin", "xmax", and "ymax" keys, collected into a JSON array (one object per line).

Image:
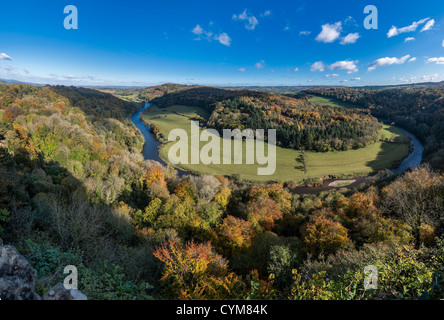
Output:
[
  {"xmin": 0, "ymin": 238, "xmax": 87, "ymax": 300},
  {"xmin": 43, "ymin": 283, "xmax": 87, "ymax": 300}
]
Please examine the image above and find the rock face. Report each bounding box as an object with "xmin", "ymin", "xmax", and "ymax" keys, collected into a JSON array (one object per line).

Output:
[
  {"xmin": 0, "ymin": 239, "xmax": 87, "ymax": 300},
  {"xmin": 43, "ymin": 283, "xmax": 87, "ymax": 300}
]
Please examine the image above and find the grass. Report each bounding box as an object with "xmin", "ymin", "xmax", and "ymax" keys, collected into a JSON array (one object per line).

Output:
[
  {"xmin": 142, "ymin": 104, "xmax": 410, "ymax": 182},
  {"xmin": 309, "ymin": 96, "xmax": 361, "ymax": 109}
]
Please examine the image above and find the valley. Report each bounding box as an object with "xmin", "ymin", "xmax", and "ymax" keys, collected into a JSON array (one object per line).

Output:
[{"xmin": 141, "ymin": 103, "xmax": 410, "ymax": 183}]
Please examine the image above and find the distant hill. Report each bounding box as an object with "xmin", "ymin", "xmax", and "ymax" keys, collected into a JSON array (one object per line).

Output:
[{"xmin": 0, "ymin": 78, "xmax": 38, "ymax": 85}]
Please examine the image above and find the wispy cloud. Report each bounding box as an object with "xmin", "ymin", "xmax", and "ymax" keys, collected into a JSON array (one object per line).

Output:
[
  {"xmin": 404, "ymin": 37, "xmax": 415, "ymax": 42},
  {"xmin": 340, "ymin": 33, "xmax": 360, "ymax": 45},
  {"xmin": 421, "ymin": 19, "xmax": 435, "ymax": 32},
  {"xmin": 255, "ymin": 60, "xmax": 265, "ymax": 69},
  {"xmin": 214, "ymin": 33, "xmax": 231, "ymax": 46},
  {"xmin": 238, "ymin": 68, "xmax": 246, "ymax": 72},
  {"xmin": 315, "ymin": 22, "xmax": 342, "ymax": 43},
  {"xmin": 422, "ymin": 73, "xmax": 439, "ymax": 81},
  {"xmin": 233, "ymin": 10, "xmax": 259, "ymax": 30},
  {"xmin": 351, "ymin": 77, "xmax": 361, "ymax": 81},
  {"xmin": 329, "ymin": 60, "xmax": 359, "ymax": 73},
  {"xmin": 387, "ymin": 18, "xmax": 430, "ymax": 38},
  {"xmin": 0, "ymin": 53, "xmax": 13, "ymax": 60},
  {"xmin": 426, "ymin": 57, "xmax": 444, "ymax": 65},
  {"xmin": 324, "ymin": 73, "xmax": 339, "ymax": 78},
  {"xmin": 368, "ymin": 55, "xmax": 411, "ymax": 71},
  {"xmin": 192, "ymin": 24, "xmax": 213, "ymax": 39},
  {"xmin": 310, "ymin": 61, "xmax": 325, "ymax": 72},
  {"xmin": 299, "ymin": 30, "xmax": 311, "ymax": 36},
  {"xmin": 192, "ymin": 24, "xmax": 230, "ymax": 46}
]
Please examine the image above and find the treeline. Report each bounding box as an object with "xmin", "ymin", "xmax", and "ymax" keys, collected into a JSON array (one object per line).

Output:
[
  {"xmin": 305, "ymin": 87, "xmax": 444, "ymax": 167},
  {"xmin": 138, "ymin": 83, "xmax": 204, "ymax": 102}
]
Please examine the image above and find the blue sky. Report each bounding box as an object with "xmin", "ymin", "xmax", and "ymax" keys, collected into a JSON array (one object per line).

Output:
[{"xmin": 0, "ymin": 0, "xmax": 443, "ymax": 86}]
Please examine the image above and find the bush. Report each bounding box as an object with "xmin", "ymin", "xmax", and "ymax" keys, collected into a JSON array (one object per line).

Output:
[{"xmin": 0, "ymin": 208, "xmax": 10, "ymax": 236}]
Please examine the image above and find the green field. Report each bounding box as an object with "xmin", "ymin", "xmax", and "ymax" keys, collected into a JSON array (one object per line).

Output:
[
  {"xmin": 309, "ymin": 96, "xmax": 361, "ymax": 109},
  {"xmin": 143, "ymin": 104, "xmax": 410, "ymax": 182}
]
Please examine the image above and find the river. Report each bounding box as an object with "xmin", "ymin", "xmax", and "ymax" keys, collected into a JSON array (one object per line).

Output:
[{"xmin": 132, "ymin": 102, "xmax": 424, "ymax": 193}]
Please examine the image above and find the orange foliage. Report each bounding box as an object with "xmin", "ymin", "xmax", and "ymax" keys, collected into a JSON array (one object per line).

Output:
[
  {"xmin": 249, "ymin": 184, "xmax": 291, "ymax": 213},
  {"xmin": 153, "ymin": 240, "xmax": 244, "ymax": 299},
  {"xmin": 218, "ymin": 215, "xmax": 254, "ymax": 256},
  {"xmin": 301, "ymin": 209, "xmax": 352, "ymax": 257},
  {"xmin": 247, "ymin": 197, "xmax": 283, "ymax": 232},
  {"xmin": 144, "ymin": 164, "xmax": 167, "ymax": 187}
]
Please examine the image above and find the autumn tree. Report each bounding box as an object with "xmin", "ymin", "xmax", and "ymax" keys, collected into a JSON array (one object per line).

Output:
[
  {"xmin": 381, "ymin": 165, "xmax": 444, "ymax": 248},
  {"xmin": 301, "ymin": 209, "xmax": 352, "ymax": 257},
  {"xmin": 217, "ymin": 215, "xmax": 255, "ymax": 257},
  {"xmin": 144, "ymin": 164, "xmax": 166, "ymax": 187},
  {"xmin": 153, "ymin": 240, "xmax": 244, "ymax": 299},
  {"xmin": 247, "ymin": 196, "xmax": 283, "ymax": 232}
]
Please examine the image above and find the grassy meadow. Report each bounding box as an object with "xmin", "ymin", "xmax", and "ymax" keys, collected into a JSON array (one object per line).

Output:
[
  {"xmin": 309, "ymin": 95, "xmax": 361, "ymax": 109},
  {"xmin": 142, "ymin": 104, "xmax": 410, "ymax": 182}
]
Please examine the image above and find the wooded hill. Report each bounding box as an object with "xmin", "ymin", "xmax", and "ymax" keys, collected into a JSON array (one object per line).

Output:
[
  {"xmin": 148, "ymin": 85, "xmax": 382, "ymax": 152},
  {"xmin": 304, "ymin": 86, "xmax": 444, "ymax": 168}
]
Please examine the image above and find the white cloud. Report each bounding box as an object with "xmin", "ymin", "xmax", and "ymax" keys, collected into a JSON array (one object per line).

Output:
[
  {"xmin": 409, "ymin": 57, "xmax": 416, "ymax": 62},
  {"xmin": 192, "ymin": 24, "xmax": 230, "ymax": 46},
  {"xmin": 368, "ymin": 55, "xmax": 411, "ymax": 71},
  {"xmin": 426, "ymin": 57, "xmax": 444, "ymax": 65},
  {"xmin": 262, "ymin": 10, "xmax": 271, "ymax": 17},
  {"xmin": 0, "ymin": 53, "xmax": 13, "ymax": 60},
  {"xmin": 404, "ymin": 37, "xmax": 415, "ymax": 42},
  {"xmin": 299, "ymin": 30, "xmax": 311, "ymax": 36},
  {"xmin": 1, "ymin": 65, "xmax": 14, "ymax": 71},
  {"xmin": 398, "ymin": 76, "xmax": 417, "ymax": 83},
  {"xmin": 238, "ymin": 68, "xmax": 246, "ymax": 72},
  {"xmin": 351, "ymin": 77, "xmax": 361, "ymax": 81},
  {"xmin": 310, "ymin": 61, "xmax": 325, "ymax": 72},
  {"xmin": 214, "ymin": 33, "xmax": 231, "ymax": 46},
  {"xmin": 387, "ymin": 18, "xmax": 430, "ymax": 37},
  {"xmin": 422, "ymin": 74, "xmax": 438, "ymax": 81},
  {"xmin": 329, "ymin": 60, "xmax": 359, "ymax": 73},
  {"xmin": 233, "ymin": 10, "xmax": 259, "ymax": 30},
  {"xmin": 293, "ymin": 67, "xmax": 299, "ymax": 72},
  {"xmin": 192, "ymin": 24, "xmax": 213, "ymax": 40},
  {"xmin": 315, "ymin": 22, "xmax": 342, "ymax": 43},
  {"xmin": 192, "ymin": 24, "xmax": 204, "ymax": 35},
  {"xmin": 324, "ymin": 73, "xmax": 340, "ymax": 78},
  {"xmin": 442, "ymin": 40, "xmax": 444, "ymax": 47},
  {"xmin": 340, "ymin": 80, "xmax": 348, "ymax": 83},
  {"xmin": 255, "ymin": 60, "xmax": 265, "ymax": 69},
  {"xmin": 421, "ymin": 19, "xmax": 435, "ymax": 32},
  {"xmin": 340, "ymin": 33, "xmax": 360, "ymax": 45}
]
